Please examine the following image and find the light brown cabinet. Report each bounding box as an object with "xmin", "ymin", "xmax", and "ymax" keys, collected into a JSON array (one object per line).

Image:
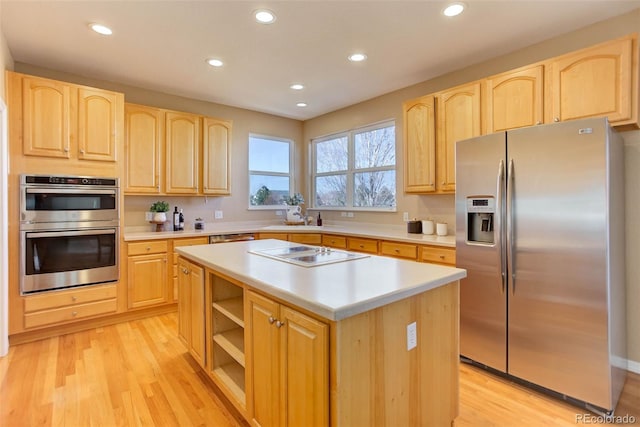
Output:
[
  {"xmin": 245, "ymin": 290, "xmax": 328, "ymax": 427},
  {"xmin": 321, "ymin": 234, "xmax": 347, "ymax": 249},
  {"xmin": 485, "ymin": 65, "xmax": 544, "ymax": 133},
  {"xmin": 172, "ymin": 237, "xmax": 209, "ymax": 302},
  {"xmin": 23, "ymin": 284, "xmax": 117, "ymax": 329},
  {"xmin": 419, "ymin": 245, "xmax": 456, "ymax": 266},
  {"xmin": 347, "ymin": 236, "xmax": 378, "ymax": 254},
  {"xmin": 178, "ymin": 256, "xmax": 205, "ymax": 367},
  {"xmin": 546, "ymin": 34, "xmax": 637, "ymax": 128},
  {"xmin": 166, "ymin": 111, "xmax": 201, "ymax": 194},
  {"xmin": 379, "ymin": 240, "xmax": 418, "ymax": 260},
  {"xmin": 203, "ymin": 117, "xmax": 232, "ymax": 195},
  {"xmin": 127, "ymin": 240, "xmax": 169, "ymax": 309},
  {"xmin": 403, "ymin": 95, "xmax": 436, "ymax": 193},
  {"xmin": 436, "ymin": 81, "xmax": 482, "ymax": 193},
  {"xmin": 15, "ymin": 72, "xmax": 123, "ymax": 163},
  {"xmin": 124, "ymin": 103, "xmax": 232, "ymax": 195},
  {"xmin": 124, "ymin": 103, "xmax": 163, "ymax": 193}
]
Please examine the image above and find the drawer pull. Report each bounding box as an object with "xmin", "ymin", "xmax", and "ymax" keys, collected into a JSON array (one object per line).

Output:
[
  {"xmin": 71, "ymin": 311, "xmax": 78, "ymax": 317},
  {"xmin": 72, "ymin": 296, "xmax": 77, "ymax": 302},
  {"xmin": 394, "ymin": 249, "xmax": 400, "ymax": 253},
  {"xmin": 359, "ymin": 245, "xmax": 364, "ymax": 248},
  {"xmin": 439, "ymin": 255, "xmax": 445, "ymax": 259},
  {"xmin": 146, "ymin": 246, "xmax": 151, "ymax": 251}
]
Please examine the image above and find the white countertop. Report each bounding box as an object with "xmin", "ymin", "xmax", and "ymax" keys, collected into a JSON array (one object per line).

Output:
[
  {"xmin": 176, "ymin": 239, "xmax": 466, "ymax": 321},
  {"xmin": 124, "ymin": 221, "xmax": 456, "ymax": 247}
]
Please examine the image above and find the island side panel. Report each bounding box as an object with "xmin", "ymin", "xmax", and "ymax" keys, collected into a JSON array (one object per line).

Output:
[{"xmin": 332, "ymin": 281, "xmax": 459, "ymax": 426}]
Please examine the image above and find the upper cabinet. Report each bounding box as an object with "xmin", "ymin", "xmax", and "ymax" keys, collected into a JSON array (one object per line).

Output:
[
  {"xmin": 546, "ymin": 34, "xmax": 637, "ymax": 128},
  {"xmin": 124, "ymin": 104, "xmax": 163, "ymax": 194},
  {"xmin": 165, "ymin": 111, "xmax": 201, "ymax": 194},
  {"xmin": 436, "ymin": 81, "xmax": 482, "ymax": 193},
  {"xmin": 14, "ymin": 72, "xmax": 123, "ymax": 164},
  {"xmin": 124, "ymin": 103, "xmax": 232, "ymax": 196},
  {"xmin": 202, "ymin": 117, "xmax": 232, "ymax": 195},
  {"xmin": 403, "ymin": 95, "xmax": 436, "ymax": 193},
  {"xmin": 485, "ymin": 65, "xmax": 544, "ymax": 133},
  {"xmin": 402, "ymin": 34, "xmax": 638, "ymax": 194}
]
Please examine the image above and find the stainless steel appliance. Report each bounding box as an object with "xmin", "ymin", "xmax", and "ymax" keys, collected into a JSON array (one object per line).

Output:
[
  {"xmin": 20, "ymin": 174, "xmax": 120, "ymax": 294},
  {"xmin": 209, "ymin": 233, "xmax": 255, "ymax": 244},
  {"xmin": 455, "ymin": 118, "xmax": 626, "ymax": 414}
]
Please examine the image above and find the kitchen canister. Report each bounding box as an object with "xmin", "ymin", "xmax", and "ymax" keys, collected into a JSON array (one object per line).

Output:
[
  {"xmin": 407, "ymin": 220, "xmax": 422, "ymax": 234},
  {"xmin": 436, "ymin": 222, "xmax": 448, "ymax": 236},
  {"xmin": 421, "ymin": 219, "xmax": 434, "ymax": 235}
]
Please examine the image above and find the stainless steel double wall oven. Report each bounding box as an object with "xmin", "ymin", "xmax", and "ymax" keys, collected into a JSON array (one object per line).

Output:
[{"xmin": 20, "ymin": 174, "xmax": 120, "ymax": 294}]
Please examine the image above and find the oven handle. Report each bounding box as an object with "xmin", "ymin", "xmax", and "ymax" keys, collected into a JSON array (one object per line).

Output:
[
  {"xmin": 25, "ymin": 188, "xmax": 117, "ymax": 195},
  {"xmin": 26, "ymin": 228, "xmax": 117, "ymax": 238}
]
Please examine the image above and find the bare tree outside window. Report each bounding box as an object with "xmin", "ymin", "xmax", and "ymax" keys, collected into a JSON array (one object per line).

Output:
[{"xmin": 313, "ymin": 122, "xmax": 396, "ymax": 210}]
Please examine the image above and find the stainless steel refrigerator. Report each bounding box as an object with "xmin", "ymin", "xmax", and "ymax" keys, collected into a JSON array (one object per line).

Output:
[{"xmin": 455, "ymin": 117, "xmax": 627, "ymax": 414}]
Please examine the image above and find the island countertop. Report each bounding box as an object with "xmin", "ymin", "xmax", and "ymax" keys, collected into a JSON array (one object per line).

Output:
[{"xmin": 175, "ymin": 239, "xmax": 466, "ymax": 321}]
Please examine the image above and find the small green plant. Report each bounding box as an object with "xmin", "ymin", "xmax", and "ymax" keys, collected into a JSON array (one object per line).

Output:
[
  {"xmin": 149, "ymin": 201, "xmax": 170, "ymax": 212},
  {"xmin": 282, "ymin": 193, "xmax": 305, "ymax": 206}
]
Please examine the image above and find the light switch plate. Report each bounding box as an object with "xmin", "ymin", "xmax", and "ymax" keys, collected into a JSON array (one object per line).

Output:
[
  {"xmin": 214, "ymin": 210, "xmax": 223, "ymax": 219},
  {"xmin": 407, "ymin": 321, "xmax": 417, "ymax": 351},
  {"xmin": 145, "ymin": 212, "xmax": 153, "ymax": 221},
  {"xmin": 403, "ymin": 212, "xmax": 409, "ymax": 222}
]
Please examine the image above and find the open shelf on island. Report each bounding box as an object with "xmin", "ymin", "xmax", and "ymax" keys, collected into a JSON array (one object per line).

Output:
[{"xmin": 212, "ymin": 297, "xmax": 244, "ymax": 327}]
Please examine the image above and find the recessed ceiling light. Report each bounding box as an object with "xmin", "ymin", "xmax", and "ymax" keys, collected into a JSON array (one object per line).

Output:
[
  {"xmin": 296, "ymin": 102, "xmax": 307, "ymax": 107},
  {"xmin": 254, "ymin": 9, "xmax": 276, "ymax": 24},
  {"xmin": 207, "ymin": 58, "xmax": 224, "ymax": 67},
  {"xmin": 290, "ymin": 84, "xmax": 304, "ymax": 90},
  {"xmin": 348, "ymin": 53, "xmax": 367, "ymax": 62},
  {"xmin": 89, "ymin": 23, "xmax": 112, "ymax": 35},
  {"xmin": 443, "ymin": 2, "xmax": 465, "ymax": 17}
]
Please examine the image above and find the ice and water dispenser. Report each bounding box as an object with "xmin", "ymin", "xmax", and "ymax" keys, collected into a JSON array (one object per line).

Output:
[{"xmin": 466, "ymin": 197, "xmax": 495, "ymax": 244}]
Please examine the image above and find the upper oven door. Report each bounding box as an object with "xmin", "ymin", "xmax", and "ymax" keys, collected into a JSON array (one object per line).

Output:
[{"xmin": 21, "ymin": 187, "xmax": 119, "ymax": 226}]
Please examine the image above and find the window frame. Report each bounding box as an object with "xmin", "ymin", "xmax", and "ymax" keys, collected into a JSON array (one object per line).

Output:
[
  {"xmin": 247, "ymin": 133, "xmax": 295, "ymax": 210},
  {"xmin": 311, "ymin": 120, "xmax": 397, "ymax": 212}
]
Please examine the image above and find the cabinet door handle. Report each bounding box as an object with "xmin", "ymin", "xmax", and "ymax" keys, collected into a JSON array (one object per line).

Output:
[
  {"xmin": 80, "ymin": 149, "xmax": 85, "ymax": 154},
  {"xmin": 64, "ymin": 147, "xmax": 69, "ymax": 152},
  {"xmin": 276, "ymin": 320, "xmax": 285, "ymax": 328},
  {"xmin": 554, "ymin": 117, "xmax": 560, "ymax": 122},
  {"xmin": 268, "ymin": 316, "xmax": 276, "ymax": 324}
]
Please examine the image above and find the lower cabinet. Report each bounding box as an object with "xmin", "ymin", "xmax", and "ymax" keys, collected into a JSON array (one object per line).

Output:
[
  {"xmin": 177, "ymin": 256, "xmax": 205, "ymax": 367},
  {"xmin": 245, "ymin": 290, "xmax": 329, "ymax": 427},
  {"xmin": 127, "ymin": 240, "xmax": 169, "ymax": 308}
]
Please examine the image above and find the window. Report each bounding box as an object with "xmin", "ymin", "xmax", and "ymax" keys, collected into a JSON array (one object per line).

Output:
[
  {"xmin": 312, "ymin": 121, "xmax": 396, "ymax": 210},
  {"xmin": 248, "ymin": 134, "xmax": 294, "ymax": 208}
]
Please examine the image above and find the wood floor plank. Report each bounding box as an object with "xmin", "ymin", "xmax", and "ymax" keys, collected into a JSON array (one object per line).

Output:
[{"xmin": 1, "ymin": 312, "xmax": 637, "ymax": 426}]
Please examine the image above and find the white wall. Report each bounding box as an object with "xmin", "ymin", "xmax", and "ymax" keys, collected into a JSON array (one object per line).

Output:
[{"xmin": 0, "ymin": 0, "xmax": 15, "ymax": 357}]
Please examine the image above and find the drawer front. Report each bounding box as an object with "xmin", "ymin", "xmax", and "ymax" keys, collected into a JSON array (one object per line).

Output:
[
  {"xmin": 380, "ymin": 241, "xmax": 418, "ymax": 260},
  {"xmin": 172, "ymin": 237, "xmax": 209, "ymax": 248},
  {"xmin": 128, "ymin": 240, "xmax": 168, "ymax": 256},
  {"xmin": 24, "ymin": 298, "xmax": 117, "ymax": 329},
  {"xmin": 24, "ymin": 284, "xmax": 117, "ymax": 313},
  {"xmin": 259, "ymin": 232, "xmax": 289, "ymax": 241},
  {"xmin": 289, "ymin": 233, "xmax": 322, "ymax": 245},
  {"xmin": 420, "ymin": 246, "xmax": 456, "ymax": 265},
  {"xmin": 322, "ymin": 234, "xmax": 347, "ymax": 249},
  {"xmin": 347, "ymin": 237, "xmax": 378, "ymax": 254}
]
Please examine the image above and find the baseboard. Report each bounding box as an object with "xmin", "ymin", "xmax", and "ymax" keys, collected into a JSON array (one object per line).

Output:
[{"xmin": 628, "ymin": 359, "xmax": 640, "ymax": 374}]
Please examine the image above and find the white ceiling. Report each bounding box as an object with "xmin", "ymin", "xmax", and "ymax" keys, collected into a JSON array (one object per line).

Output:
[{"xmin": 3, "ymin": 1, "xmax": 640, "ymax": 121}]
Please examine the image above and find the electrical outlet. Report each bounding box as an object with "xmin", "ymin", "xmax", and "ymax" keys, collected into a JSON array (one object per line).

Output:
[
  {"xmin": 275, "ymin": 210, "xmax": 283, "ymax": 216},
  {"xmin": 347, "ymin": 212, "xmax": 354, "ymax": 218},
  {"xmin": 214, "ymin": 210, "xmax": 223, "ymax": 219},
  {"xmin": 407, "ymin": 322, "xmax": 417, "ymax": 351},
  {"xmin": 145, "ymin": 212, "xmax": 153, "ymax": 221},
  {"xmin": 341, "ymin": 212, "xmax": 348, "ymax": 217},
  {"xmin": 403, "ymin": 212, "xmax": 409, "ymax": 222}
]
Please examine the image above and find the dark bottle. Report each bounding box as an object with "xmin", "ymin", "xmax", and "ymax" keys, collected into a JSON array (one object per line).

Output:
[
  {"xmin": 173, "ymin": 206, "xmax": 180, "ymax": 231},
  {"xmin": 316, "ymin": 212, "xmax": 323, "ymax": 226},
  {"xmin": 179, "ymin": 209, "xmax": 185, "ymax": 231}
]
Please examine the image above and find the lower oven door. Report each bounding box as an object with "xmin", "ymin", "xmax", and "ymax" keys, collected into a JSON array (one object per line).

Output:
[{"xmin": 21, "ymin": 227, "xmax": 119, "ymax": 294}]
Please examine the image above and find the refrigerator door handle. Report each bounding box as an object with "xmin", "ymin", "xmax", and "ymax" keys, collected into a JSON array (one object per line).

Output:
[
  {"xmin": 507, "ymin": 158, "xmax": 516, "ymax": 293},
  {"xmin": 496, "ymin": 160, "xmax": 506, "ymax": 293}
]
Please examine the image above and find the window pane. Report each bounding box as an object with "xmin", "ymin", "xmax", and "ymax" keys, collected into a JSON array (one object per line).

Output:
[
  {"xmin": 316, "ymin": 136, "xmax": 348, "ymax": 173},
  {"xmin": 354, "ymin": 171, "xmax": 396, "ymax": 207},
  {"xmin": 315, "ymin": 175, "xmax": 346, "ymax": 207},
  {"xmin": 249, "ymin": 175, "xmax": 289, "ymax": 206},
  {"xmin": 354, "ymin": 125, "xmax": 395, "ymax": 169},
  {"xmin": 249, "ymin": 136, "xmax": 290, "ymax": 173}
]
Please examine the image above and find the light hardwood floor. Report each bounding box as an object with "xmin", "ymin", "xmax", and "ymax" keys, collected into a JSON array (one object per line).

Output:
[{"xmin": 1, "ymin": 313, "xmax": 638, "ymax": 426}]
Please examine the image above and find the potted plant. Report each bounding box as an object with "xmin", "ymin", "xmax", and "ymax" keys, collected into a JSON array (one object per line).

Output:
[
  {"xmin": 149, "ymin": 201, "xmax": 170, "ymax": 223},
  {"xmin": 281, "ymin": 193, "xmax": 305, "ymax": 223}
]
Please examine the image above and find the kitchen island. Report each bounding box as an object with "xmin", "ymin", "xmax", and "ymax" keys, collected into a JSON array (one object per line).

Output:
[{"xmin": 176, "ymin": 239, "xmax": 466, "ymax": 426}]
